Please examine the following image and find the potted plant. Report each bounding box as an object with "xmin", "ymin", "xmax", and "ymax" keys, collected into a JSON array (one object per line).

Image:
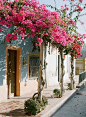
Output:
[{"xmin": 53, "ymin": 89, "xmax": 61, "ymax": 98}]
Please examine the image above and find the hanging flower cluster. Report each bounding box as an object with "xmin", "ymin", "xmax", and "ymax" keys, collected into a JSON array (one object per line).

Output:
[
  {"xmin": 67, "ymin": 34, "xmax": 86, "ymax": 58},
  {"xmin": 6, "ymin": 33, "xmax": 17, "ymax": 42},
  {"xmin": 0, "ymin": 0, "xmax": 73, "ymax": 47},
  {"xmin": 68, "ymin": 19, "xmax": 75, "ymax": 26},
  {"xmin": 71, "ymin": 40, "xmax": 82, "ymax": 58}
]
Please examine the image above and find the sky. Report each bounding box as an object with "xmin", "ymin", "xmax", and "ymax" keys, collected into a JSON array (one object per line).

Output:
[{"xmin": 38, "ymin": 0, "xmax": 86, "ymax": 36}]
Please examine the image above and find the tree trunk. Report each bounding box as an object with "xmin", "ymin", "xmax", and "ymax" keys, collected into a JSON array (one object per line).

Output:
[
  {"xmin": 59, "ymin": 48, "xmax": 64, "ymax": 97},
  {"xmin": 44, "ymin": 44, "xmax": 47, "ymax": 88},
  {"xmin": 70, "ymin": 54, "xmax": 74, "ymax": 90},
  {"xmin": 38, "ymin": 42, "xmax": 44, "ymax": 100}
]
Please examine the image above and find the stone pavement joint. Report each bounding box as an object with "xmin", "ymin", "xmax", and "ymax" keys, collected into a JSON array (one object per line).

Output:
[{"xmin": 0, "ymin": 75, "xmax": 85, "ymax": 117}]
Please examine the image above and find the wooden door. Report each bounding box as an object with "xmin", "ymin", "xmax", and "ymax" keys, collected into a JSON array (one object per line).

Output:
[{"xmin": 7, "ymin": 50, "xmax": 17, "ymax": 98}]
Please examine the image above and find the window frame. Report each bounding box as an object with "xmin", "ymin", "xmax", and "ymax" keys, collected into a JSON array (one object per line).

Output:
[{"xmin": 28, "ymin": 53, "xmax": 40, "ymax": 79}]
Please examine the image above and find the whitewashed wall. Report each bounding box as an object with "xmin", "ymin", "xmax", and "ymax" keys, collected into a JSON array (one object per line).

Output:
[
  {"xmin": 45, "ymin": 46, "xmax": 75, "ymax": 86},
  {"xmin": 46, "ymin": 46, "xmax": 58, "ymax": 86}
]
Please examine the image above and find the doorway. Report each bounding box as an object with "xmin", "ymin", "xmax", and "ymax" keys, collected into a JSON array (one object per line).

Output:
[
  {"xmin": 6, "ymin": 45, "xmax": 21, "ymax": 99},
  {"xmin": 7, "ymin": 50, "xmax": 17, "ymax": 98}
]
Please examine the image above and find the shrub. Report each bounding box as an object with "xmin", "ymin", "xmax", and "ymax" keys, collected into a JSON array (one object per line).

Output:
[
  {"xmin": 24, "ymin": 99, "xmax": 41, "ymax": 115},
  {"xmin": 24, "ymin": 96, "xmax": 48, "ymax": 115},
  {"xmin": 67, "ymin": 83, "xmax": 71, "ymax": 90},
  {"xmin": 53, "ymin": 89, "xmax": 61, "ymax": 97},
  {"xmin": 32, "ymin": 95, "xmax": 48, "ymax": 106},
  {"xmin": 42, "ymin": 96, "xmax": 48, "ymax": 106},
  {"xmin": 37, "ymin": 98, "xmax": 44, "ymax": 107}
]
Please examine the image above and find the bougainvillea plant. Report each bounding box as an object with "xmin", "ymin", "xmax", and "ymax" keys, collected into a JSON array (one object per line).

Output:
[
  {"xmin": 65, "ymin": 34, "xmax": 86, "ymax": 58},
  {"xmin": 0, "ymin": 0, "xmax": 73, "ymax": 47},
  {"xmin": 0, "ymin": 0, "xmax": 74, "ymax": 100},
  {"xmin": 47, "ymin": 0, "xmax": 86, "ymax": 48},
  {"xmin": 47, "ymin": 0, "xmax": 86, "ymax": 92},
  {"xmin": 60, "ymin": 0, "xmax": 86, "ymax": 90}
]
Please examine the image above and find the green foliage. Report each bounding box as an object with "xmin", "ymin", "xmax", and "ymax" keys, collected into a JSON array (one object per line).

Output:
[
  {"xmin": 32, "ymin": 38, "xmax": 40, "ymax": 52},
  {"xmin": 53, "ymin": 89, "xmax": 61, "ymax": 97},
  {"xmin": 24, "ymin": 99, "xmax": 41, "ymax": 115},
  {"xmin": 67, "ymin": 83, "xmax": 71, "ymax": 90},
  {"xmin": 24, "ymin": 96, "xmax": 48, "ymax": 115},
  {"xmin": 67, "ymin": 81, "xmax": 75, "ymax": 90},
  {"xmin": 42, "ymin": 96, "xmax": 48, "ymax": 106},
  {"xmin": 46, "ymin": 5, "xmax": 61, "ymax": 15}
]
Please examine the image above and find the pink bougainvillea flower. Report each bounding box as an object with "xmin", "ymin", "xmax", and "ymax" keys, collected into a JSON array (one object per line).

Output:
[
  {"xmin": 27, "ymin": 33, "xmax": 31, "ymax": 37},
  {"xmin": 36, "ymin": 43, "xmax": 41, "ymax": 46},
  {"xmin": 15, "ymin": 0, "xmax": 19, "ymax": 2},
  {"xmin": 0, "ymin": 0, "xmax": 85, "ymax": 49},
  {"xmin": 20, "ymin": 33, "xmax": 25, "ymax": 40},
  {"xmin": 36, "ymin": 38, "xmax": 43, "ymax": 44},
  {"xmin": 31, "ymin": 32, "xmax": 35, "ymax": 38},
  {"xmin": 12, "ymin": 34, "xmax": 17, "ymax": 40},
  {"xmin": 0, "ymin": 28, "xmax": 2, "ymax": 31},
  {"xmin": 79, "ymin": 0, "xmax": 83, "ymax": 3},
  {"xmin": 6, "ymin": 33, "xmax": 13, "ymax": 42},
  {"xmin": 81, "ymin": 22, "xmax": 84, "ymax": 25},
  {"xmin": 6, "ymin": 38, "xmax": 10, "ymax": 42},
  {"xmin": 76, "ymin": 6, "xmax": 83, "ymax": 12},
  {"xmin": 68, "ymin": 19, "xmax": 75, "ymax": 26}
]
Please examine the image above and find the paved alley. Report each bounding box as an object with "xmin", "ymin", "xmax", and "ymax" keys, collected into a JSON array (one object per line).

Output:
[
  {"xmin": 51, "ymin": 87, "xmax": 86, "ymax": 117},
  {"xmin": 0, "ymin": 75, "xmax": 81, "ymax": 117}
]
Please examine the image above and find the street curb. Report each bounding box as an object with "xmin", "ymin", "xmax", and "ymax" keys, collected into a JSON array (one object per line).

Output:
[{"xmin": 41, "ymin": 81, "xmax": 86, "ymax": 117}]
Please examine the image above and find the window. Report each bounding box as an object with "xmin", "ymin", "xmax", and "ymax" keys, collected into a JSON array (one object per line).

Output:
[{"xmin": 28, "ymin": 53, "xmax": 39, "ymax": 78}]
